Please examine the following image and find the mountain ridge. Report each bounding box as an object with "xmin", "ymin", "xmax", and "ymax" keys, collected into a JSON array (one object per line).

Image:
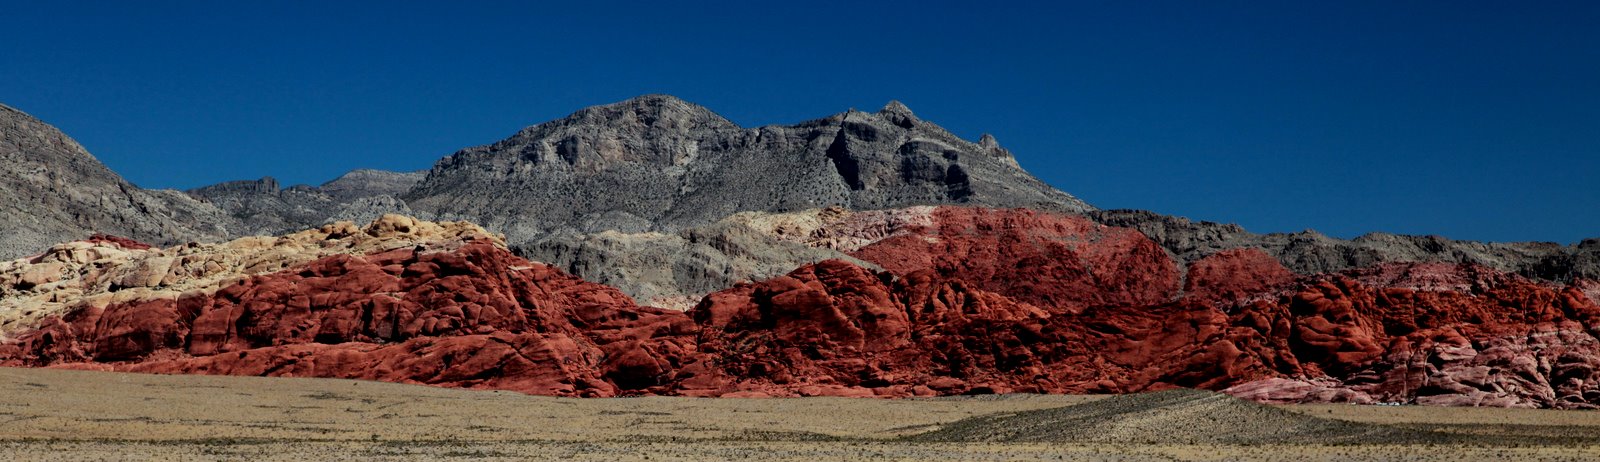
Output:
[
  {"xmin": 402, "ymin": 94, "xmax": 1092, "ymax": 240},
  {"xmin": 0, "ymin": 103, "xmax": 234, "ymax": 259},
  {"xmin": 4, "ymin": 96, "xmax": 1598, "ymax": 306},
  {"xmin": 3, "ymin": 98, "xmax": 1600, "ymax": 408}
]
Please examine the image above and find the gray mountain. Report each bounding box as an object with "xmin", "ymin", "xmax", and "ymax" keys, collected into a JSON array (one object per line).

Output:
[
  {"xmin": 1092, "ymin": 209, "xmax": 1600, "ymax": 281},
  {"xmin": 524, "ymin": 220, "xmax": 872, "ymax": 309},
  {"xmin": 319, "ymin": 169, "xmax": 426, "ymax": 202},
  {"xmin": 185, "ymin": 170, "xmax": 422, "ymax": 236},
  {"xmin": 402, "ymin": 94, "xmax": 1092, "ymax": 244},
  {"xmin": 0, "ymin": 103, "xmax": 234, "ymax": 259},
  {"xmin": 8, "ymin": 96, "xmax": 1595, "ymax": 308}
]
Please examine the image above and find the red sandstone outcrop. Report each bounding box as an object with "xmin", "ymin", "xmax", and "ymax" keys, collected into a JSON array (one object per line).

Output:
[
  {"xmin": 0, "ymin": 210, "xmax": 1596, "ymax": 408},
  {"xmin": 0, "ymin": 215, "xmax": 697, "ymax": 397},
  {"xmin": 1228, "ymin": 263, "xmax": 1600, "ymax": 408},
  {"xmin": 845, "ymin": 207, "xmax": 1182, "ymax": 311}
]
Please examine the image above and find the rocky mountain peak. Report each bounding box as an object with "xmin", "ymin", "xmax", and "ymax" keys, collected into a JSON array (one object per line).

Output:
[
  {"xmin": 188, "ymin": 177, "xmax": 280, "ymax": 196},
  {"xmin": 319, "ymin": 169, "xmax": 426, "ymax": 201},
  {"xmin": 455, "ymin": 95, "xmax": 739, "ymax": 172},
  {"xmin": 1, "ymin": 103, "xmax": 99, "ymax": 171},
  {"xmin": 550, "ymin": 94, "xmax": 736, "ymax": 133},
  {"xmin": 877, "ymin": 100, "xmax": 918, "ymax": 128},
  {"xmin": 879, "ymin": 100, "xmax": 913, "ymax": 116},
  {"xmin": 406, "ymin": 95, "xmax": 1094, "ymax": 247}
]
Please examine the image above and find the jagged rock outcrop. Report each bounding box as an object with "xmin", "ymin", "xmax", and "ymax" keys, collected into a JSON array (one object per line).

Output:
[
  {"xmin": 187, "ymin": 177, "xmax": 341, "ymax": 236},
  {"xmin": 317, "ymin": 169, "xmax": 425, "ymax": 202},
  {"xmin": 0, "ymin": 103, "xmax": 235, "ymax": 260},
  {"xmin": 675, "ymin": 212, "xmax": 1600, "ymax": 407},
  {"xmin": 0, "ymin": 214, "xmax": 503, "ymax": 338},
  {"xmin": 520, "ymin": 220, "xmax": 871, "ymax": 310},
  {"xmin": 0, "ymin": 215, "xmax": 695, "ymax": 396},
  {"xmin": 186, "ymin": 170, "xmax": 422, "ymax": 236},
  {"xmin": 1093, "ymin": 209, "xmax": 1600, "ymax": 282},
  {"xmin": 847, "ymin": 207, "xmax": 1181, "ymax": 310},
  {"xmin": 404, "ymin": 95, "xmax": 1090, "ymax": 244},
  {"xmin": 1223, "ymin": 262, "xmax": 1600, "ymax": 408}
]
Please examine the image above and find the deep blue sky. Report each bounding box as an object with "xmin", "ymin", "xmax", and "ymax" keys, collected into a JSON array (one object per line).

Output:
[{"xmin": 3, "ymin": 1, "xmax": 1597, "ymax": 243}]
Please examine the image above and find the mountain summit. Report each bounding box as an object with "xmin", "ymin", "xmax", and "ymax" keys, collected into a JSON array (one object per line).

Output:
[{"xmin": 404, "ymin": 95, "xmax": 1091, "ymax": 241}]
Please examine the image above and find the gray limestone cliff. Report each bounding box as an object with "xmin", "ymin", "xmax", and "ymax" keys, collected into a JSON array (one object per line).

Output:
[
  {"xmin": 185, "ymin": 170, "xmax": 422, "ymax": 236},
  {"xmin": 0, "ymin": 103, "xmax": 234, "ymax": 259},
  {"xmin": 402, "ymin": 95, "xmax": 1092, "ymax": 243},
  {"xmin": 1092, "ymin": 209, "xmax": 1600, "ymax": 282}
]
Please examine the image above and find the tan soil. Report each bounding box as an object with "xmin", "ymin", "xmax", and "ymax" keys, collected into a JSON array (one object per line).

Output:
[{"xmin": 1, "ymin": 367, "xmax": 1597, "ymax": 461}]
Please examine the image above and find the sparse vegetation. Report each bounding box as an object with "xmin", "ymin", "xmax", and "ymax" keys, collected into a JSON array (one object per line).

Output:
[{"xmin": 1, "ymin": 368, "xmax": 1597, "ymax": 461}]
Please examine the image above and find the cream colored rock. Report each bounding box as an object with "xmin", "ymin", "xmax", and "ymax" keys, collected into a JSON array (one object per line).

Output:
[
  {"xmin": 0, "ymin": 215, "xmax": 501, "ymax": 340},
  {"xmin": 724, "ymin": 206, "xmax": 936, "ymax": 252},
  {"xmin": 16, "ymin": 261, "xmax": 66, "ymax": 289}
]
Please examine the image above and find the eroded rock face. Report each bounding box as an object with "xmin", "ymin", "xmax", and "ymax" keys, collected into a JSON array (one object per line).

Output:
[
  {"xmin": 0, "ymin": 214, "xmax": 502, "ymax": 338},
  {"xmin": 681, "ymin": 260, "xmax": 1049, "ymax": 397},
  {"xmin": 404, "ymin": 95, "xmax": 1091, "ymax": 246},
  {"xmin": 0, "ymin": 215, "xmax": 694, "ymax": 396},
  {"xmin": 186, "ymin": 171, "xmax": 423, "ymax": 237},
  {"xmin": 0, "ymin": 103, "xmax": 235, "ymax": 260},
  {"xmin": 1093, "ymin": 209, "xmax": 1600, "ymax": 283},
  {"xmin": 518, "ymin": 221, "xmax": 867, "ymax": 310},
  {"xmin": 847, "ymin": 207, "xmax": 1182, "ymax": 311},
  {"xmin": 1226, "ymin": 264, "xmax": 1600, "ymax": 408},
  {"xmin": 680, "ymin": 259, "xmax": 1292, "ymax": 397},
  {"xmin": 0, "ymin": 211, "xmax": 1596, "ymax": 408},
  {"xmin": 678, "ymin": 257, "xmax": 1600, "ymax": 407}
]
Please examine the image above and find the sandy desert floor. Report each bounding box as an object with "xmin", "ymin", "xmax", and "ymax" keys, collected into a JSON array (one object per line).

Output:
[{"xmin": 1, "ymin": 367, "xmax": 1598, "ymax": 461}]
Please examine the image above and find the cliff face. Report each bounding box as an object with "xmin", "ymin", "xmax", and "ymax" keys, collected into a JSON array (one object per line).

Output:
[
  {"xmin": 402, "ymin": 95, "xmax": 1091, "ymax": 243},
  {"xmin": 185, "ymin": 170, "xmax": 423, "ymax": 237},
  {"xmin": 0, "ymin": 103, "xmax": 234, "ymax": 259}
]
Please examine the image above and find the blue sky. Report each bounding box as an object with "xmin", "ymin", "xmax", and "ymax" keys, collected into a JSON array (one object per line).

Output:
[{"xmin": 2, "ymin": 1, "xmax": 1596, "ymax": 243}]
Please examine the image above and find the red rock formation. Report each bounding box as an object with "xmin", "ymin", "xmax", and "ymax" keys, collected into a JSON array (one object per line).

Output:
[
  {"xmin": 84, "ymin": 234, "xmax": 152, "ymax": 250},
  {"xmin": 0, "ymin": 240, "xmax": 697, "ymax": 397},
  {"xmin": 675, "ymin": 257, "xmax": 1600, "ymax": 407},
  {"xmin": 1227, "ymin": 263, "xmax": 1600, "ymax": 408},
  {"xmin": 848, "ymin": 207, "xmax": 1181, "ymax": 311},
  {"xmin": 2, "ymin": 210, "xmax": 1597, "ymax": 408},
  {"xmin": 682, "ymin": 260, "xmax": 1052, "ymax": 397},
  {"xmin": 679, "ymin": 259, "xmax": 1293, "ymax": 397},
  {"xmin": 1182, "ymin": 248, "xmax": 1296, "ymax": 306}
]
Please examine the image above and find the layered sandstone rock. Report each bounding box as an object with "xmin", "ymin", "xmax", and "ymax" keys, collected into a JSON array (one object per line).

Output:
[
  {"xmin": 1226, "ymin": 263, "xmax": 1600, "ymax": 408},
  {"xmin": 0, "ymin": 210, "xmax": 1596, "ymax": 408},
  {"xmin": 0, "ymin": 215, "xmax": 499, "ymax": 339},
  {"xmin": 0, "ymin": 215, "xmax": 696, "ymax": 397}
]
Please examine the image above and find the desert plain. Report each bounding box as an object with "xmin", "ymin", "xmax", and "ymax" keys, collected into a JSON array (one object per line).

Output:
[{"xmin": 1, "ymin": 367, "xmax": 1597, "ymax": 461}]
